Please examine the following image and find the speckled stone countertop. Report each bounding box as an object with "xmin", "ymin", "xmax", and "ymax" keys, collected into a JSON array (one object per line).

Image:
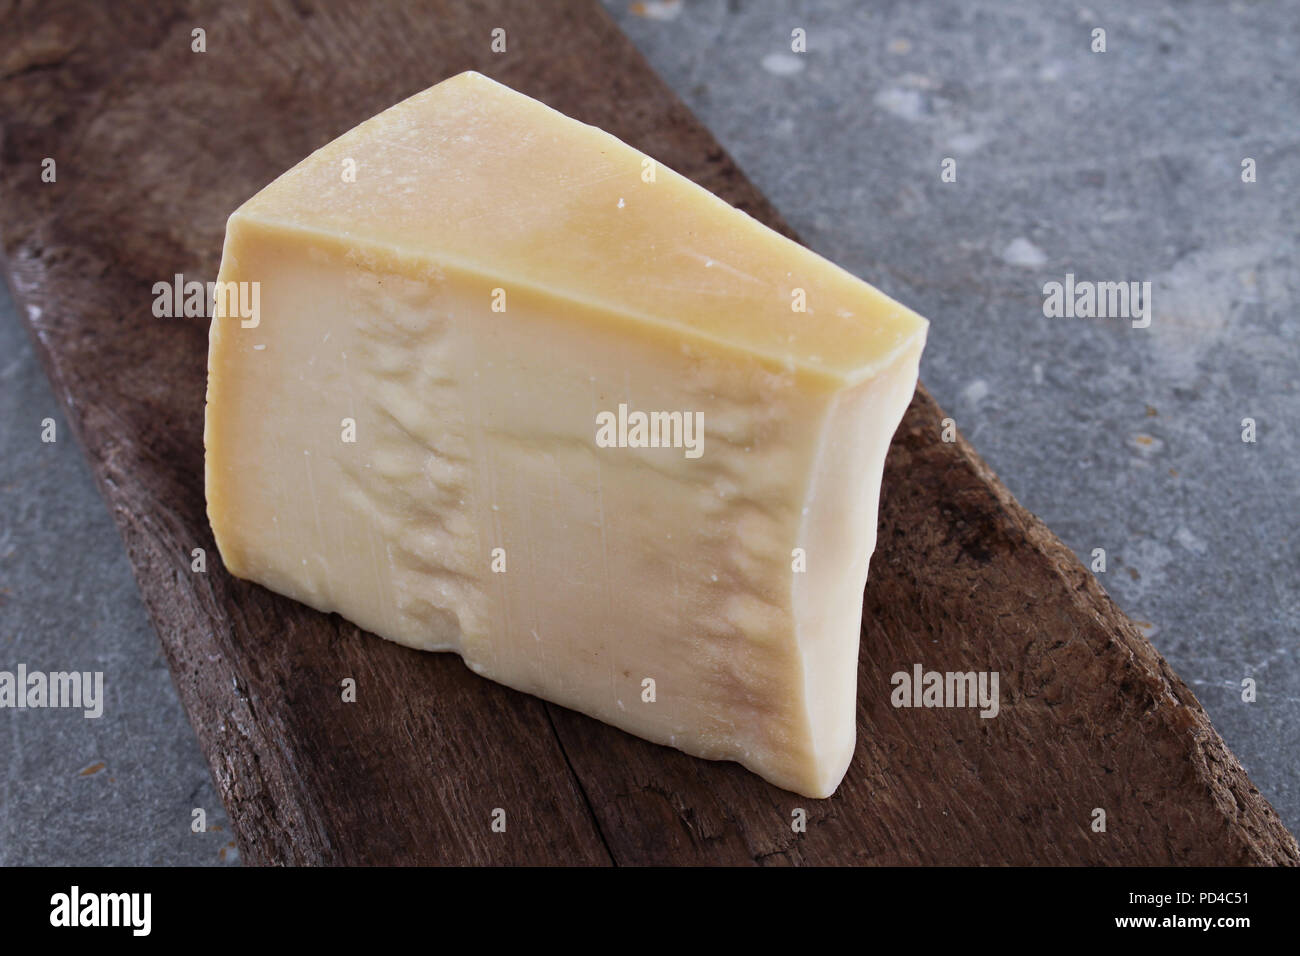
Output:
[{"xmin": 1, "ymin": 0, "xmax": 1295, "ymax": 862}]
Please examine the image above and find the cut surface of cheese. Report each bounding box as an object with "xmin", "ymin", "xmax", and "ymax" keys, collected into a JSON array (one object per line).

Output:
[{"xmin": 205, "ymin": 71, "xmax": 927, "ymax": 798}]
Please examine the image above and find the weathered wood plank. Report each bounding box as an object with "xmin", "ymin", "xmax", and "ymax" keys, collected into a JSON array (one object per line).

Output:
[{"xmin": 2, "ymin": 0, "xmax": 1294, "ymax": 864}]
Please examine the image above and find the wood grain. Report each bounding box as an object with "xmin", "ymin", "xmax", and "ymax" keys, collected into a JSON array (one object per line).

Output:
[{"xmin": 1, "ymin": 0, "xmax": 1294, "ymax": 865}]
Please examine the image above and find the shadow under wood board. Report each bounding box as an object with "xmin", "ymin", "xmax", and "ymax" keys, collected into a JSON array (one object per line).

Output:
[{"xmin": 1, "ymin": 0, "xmax": 1294, "ymax": 866}]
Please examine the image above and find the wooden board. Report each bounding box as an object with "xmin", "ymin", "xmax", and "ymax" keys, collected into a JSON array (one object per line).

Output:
[{"xmin": 2, "ymin": 0, "xmax": 1295, "ymax": 865}]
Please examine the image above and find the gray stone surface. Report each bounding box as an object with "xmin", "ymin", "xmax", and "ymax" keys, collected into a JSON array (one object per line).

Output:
[
  {"xmin": 0, "ymin": 290, "xmax": 236, "ymax": 865},
  {"xmin": 605, "ymin": 0, "xmax": 1298, "ymax": 833},
  {"xmin": 0, "ymin": 0, "xmax": 1294, "ymax": 863}
]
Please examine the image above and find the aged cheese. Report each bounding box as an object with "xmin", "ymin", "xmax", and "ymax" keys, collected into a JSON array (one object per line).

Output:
[{"xmin": 205, "ymin": 72, "xmax": 927, "ymax": 798}]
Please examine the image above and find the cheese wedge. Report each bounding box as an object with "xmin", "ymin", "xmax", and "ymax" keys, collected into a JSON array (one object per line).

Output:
[{"xmin": 205, "ymin": 71, "xmax": 927, "ymax": 798}]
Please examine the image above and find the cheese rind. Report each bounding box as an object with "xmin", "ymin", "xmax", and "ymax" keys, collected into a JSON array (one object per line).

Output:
[{"xmin": 206, "ymin": 72, "xmax": 927, "ymax": 798}]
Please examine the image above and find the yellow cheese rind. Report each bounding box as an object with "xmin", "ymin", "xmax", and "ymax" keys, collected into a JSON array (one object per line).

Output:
[
  {"xmin": 206, "ymin": 72, "xmax": 928, "ymax": 798},
  {"xmin": 235, "ymin": 71, "xmax": 926, "ymax": 384}
]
